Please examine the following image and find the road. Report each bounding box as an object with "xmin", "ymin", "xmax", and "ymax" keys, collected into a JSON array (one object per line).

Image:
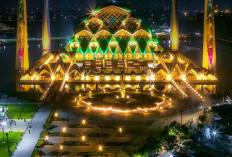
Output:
[{"xmin": 12, "ymin": 106, "xmax": 51, "ymax": 157}]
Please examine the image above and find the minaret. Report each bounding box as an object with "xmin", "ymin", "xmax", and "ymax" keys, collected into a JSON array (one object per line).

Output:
[
  {"xmin": 203, "ymin": 0, "xmax": 216, "ymax": 71},
  {"xmin": 42, "ymin": 0, "xmax": 51, "ymax": 55},
  {"xmin": 170, "ymin": 0, "xmax": 179, "ymax": 51},
  {"xmin": 16, "ymin": 0, "xmax": 29, "ymax": 72}
]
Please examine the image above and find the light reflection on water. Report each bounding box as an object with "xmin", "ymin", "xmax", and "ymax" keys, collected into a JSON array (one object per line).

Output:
[{"xmin": 0, "ymin": 39, "xmax": 231, "ymax": 94}]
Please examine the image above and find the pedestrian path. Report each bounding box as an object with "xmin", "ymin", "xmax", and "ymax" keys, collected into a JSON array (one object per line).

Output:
[{"xmin": 12, "ymin": 106, "xmax": 51, "ymax": 157}]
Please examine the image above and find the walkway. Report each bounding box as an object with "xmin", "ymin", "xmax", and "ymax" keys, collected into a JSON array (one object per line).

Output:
[{"xmin": 13, "ymin": 106, "xmax": 51, "ymax": 157}]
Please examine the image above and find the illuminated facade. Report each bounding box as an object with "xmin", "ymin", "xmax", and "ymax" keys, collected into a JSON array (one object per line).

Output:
[
  {"xmin": 16, "ymin": 0, "xmax": 29, "ymax": 72},
  {"xmin": 203, "ymin": 0, "xmax": 216, "ymax": 72},
  {"xmin": 20, "ymin": 5, "xmax": 217, "ymax": 98},
  {"xmin": 170, "ymin": 0, "xmax": 179, "ymax": 51},
  {"xmin": 42, "ymin": 0, "xmax": 51, "ymax": 55}
]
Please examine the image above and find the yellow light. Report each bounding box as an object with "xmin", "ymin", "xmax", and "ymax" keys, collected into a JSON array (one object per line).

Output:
[
  {"xmin": 82, "ymin": 119, "xmax": 86, "ymax": 125},
  {"xmin": 59, "ymin": 145, "xmax": 63, "ymax": 150},
  {"xmin": 65, "ymin": 74, "xmax": 69, "ymax": 81},
  {"xmin": 86, "ymin": 76, "xmax": 89, "ymax": 81},
  {"xmin": 51, "ymin": 75, "xmax": 55, "ymax": 80},
  {"xmin": 166, "ymin": 75, "xmax": 172, "ymax": 81},
  {"xmin": 126, "ymin": 76, "xmax": 130, "ymax": 81},
  {"xmin": 105, "ymin": 76, "xmax": 110, "ymax": 81},
  {"xmin": 119, "ymin": 127, "xmax": 123, "ymax": 133},
  {"xmin": 62, "ymin": 127, "xmax": 67, "ymax": 133},
  {"xmin": 181, "ymin": 75, "xmax": 186, "ymax": 80},
  {"xmin": 44, "ymin": 135, "xmax": 49, "ymax": 141},
  {"xmin": 136, "ymin": 76, "xmax": 141, "ymax": 81},
  {"xmin": 81, "ymin": 135, "xmax": 86, "ymax": 142},
  {"xmin": 116, "ymin": 76, "xmax": 120, "ymax": 81},
  {"xmin": 95, "ymin": 76, "xmax": 99, "ymax": 81},
  {"xmin": 98, "ymin": 145, "xmax": 103, "ymax": 152},
  {"xmin": 150, "ymin": 75, "xmax": 155, "ymax": 81},
  {"xmin": 54, "ymin": 112, "xmax": 58, "ymax": 118}
]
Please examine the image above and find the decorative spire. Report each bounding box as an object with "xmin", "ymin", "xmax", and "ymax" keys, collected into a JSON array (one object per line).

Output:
[
  {"xmin": 42, "ymin": 0, "xmax": 51, "ymax": 55},
  {"xmin": 16, "ymin": 0, "xmax": 29, "ymax": 71},
  {"xmin": 170, "ymin": 0, "xmax": 179, "ymax": 51},
  {"xmin": 203, "ymin": 0, "xmax": 216, "ymax": 72}
]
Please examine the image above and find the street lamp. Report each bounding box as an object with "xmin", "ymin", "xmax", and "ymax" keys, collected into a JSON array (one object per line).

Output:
[
  {"xmin": 119, "ymin": 127, "xmax": 123, "ymax": 134},
  {"xmin": 62, "ymin": 127, "xmax": 67, "ymax": 134},
  {"xmin": 98, "ymin": 145, "xmax": 103, "ymax": 152},
  {"xmin": 6, "ymin": 133, "xmax": 9, "ymax": 153},
  {"xmin": 44, "ymin": 135, "xmax": 49, "ymax": 141},
  {"xmin": 1, "ymin": 121, "xmax": 6, "ymax": 143},
  {"xmin": 82, "ymin": 119, "xmax": 86, "ymax": 126},
  {"xmin": 81, "ymin": 135, "xmax": 86, "ymax": 143},
  {"xmin": 59, "ymin": 145, "xmax": 63, "ymax": 156},
  {"xmin": 54, "ymin": 112, "xmax": 58, "ymax": 118}
]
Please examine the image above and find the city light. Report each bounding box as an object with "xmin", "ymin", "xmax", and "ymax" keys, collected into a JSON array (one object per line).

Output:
[
  {"xmin": 44, "ymin": 135, "xmax": 49, "ymax": 141},
  {"xmin": 54, "ymin": 112, "xmax": 58, "ymax": 118},
  {"xmin": 81, "ymin": 135, "xmax": 86, "ymax": 142},
  {"xmin": 98, "ymin": 145, "xmax": 103, "ymax": 152},
  {"xmin": 62, "ymin": 127, "xmax": 67, "ymax": 133},
  {"xmin": 82, "ymin": 119, "xmax": 86, "ymax": 125}
]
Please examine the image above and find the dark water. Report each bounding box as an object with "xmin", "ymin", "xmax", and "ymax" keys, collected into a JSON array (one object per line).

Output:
[{"xmin": 0, "ymin": 39, "xmax": 231, "ymax": 94}]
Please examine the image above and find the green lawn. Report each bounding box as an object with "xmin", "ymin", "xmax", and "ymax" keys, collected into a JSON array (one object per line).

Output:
[
  {"xmin": 0, "ymin": 132, "xmax": 23, "ymax": 157},
  {"xmin": 5, "ymin": 104, "xmax": 39, "ymax": 119}
]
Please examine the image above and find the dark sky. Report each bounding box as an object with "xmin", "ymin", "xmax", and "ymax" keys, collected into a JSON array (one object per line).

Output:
[{"xmin": 2, "ymin": 0, "xmax": 232, "ymax": 12}]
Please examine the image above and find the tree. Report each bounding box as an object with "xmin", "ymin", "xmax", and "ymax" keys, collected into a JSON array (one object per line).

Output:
[
  {"xmin": 137, "ymin": 136, "xmax": 161, "ymax": 156},
  {"xmin": 161, "ymin": 121, "xmax": 191, "ymax": 152},
  {"xmin": 199, "ymin": 114, "xmax": 206, "ymax": 124}
]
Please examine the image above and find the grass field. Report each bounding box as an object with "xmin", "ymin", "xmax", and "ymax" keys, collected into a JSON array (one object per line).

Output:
[
  {"xmin": 0, "ymin": 132, "xmax": 23, "ymax": 157},
  {"xmin": 5, "ymin": 104, "xmax": 39, "ymax": 119}
]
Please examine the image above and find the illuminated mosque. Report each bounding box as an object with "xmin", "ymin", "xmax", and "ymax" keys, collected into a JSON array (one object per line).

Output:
[{"xmin": 17, "ymin": 0, "xmax": 217, "ymax": 107}]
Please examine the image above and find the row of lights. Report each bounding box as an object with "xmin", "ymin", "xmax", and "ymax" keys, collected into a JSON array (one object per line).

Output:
[
  {"xmin": 40, "ymin": 80, "xmax": 55, "ymax": 101},
  {"xmin": 50, "ymin": 112, "xmax": 108, "ymax": 153},
  {"xmin": 171, "ymin": 80, "xmax": 188, "ymax": 97},
  {"xmin": 79, "ymin": 99, "xmax": 169, "ymax": 113},
  {"xmin": 183, "ymin": 80, "xmax": 205, "ymax": 102}
]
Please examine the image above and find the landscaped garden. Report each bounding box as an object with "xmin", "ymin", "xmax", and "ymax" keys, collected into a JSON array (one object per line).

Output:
[
  {"xmin": 5, "ymin": 104, "xmax": 39, "ymax": 119},
  {"xmin": 84, "ymin": 92, "xmax": 162, "ymax": 109},
  {"xmin": 0, "ymin": 132, "xmax": 23, "ymax": 157}
]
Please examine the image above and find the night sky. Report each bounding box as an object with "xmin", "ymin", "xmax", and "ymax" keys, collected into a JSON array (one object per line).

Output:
[{"xmin": 1, "ymin": 0, "xmax": 232, "ymax": 12}]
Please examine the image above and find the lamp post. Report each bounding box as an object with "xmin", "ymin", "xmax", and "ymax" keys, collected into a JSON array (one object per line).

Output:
[
  {"xmin": 1, "ymin": 121, "xmax": 6, "ymax": 143},
  {"xmin": 6, "ymin": 133, "xmax": 9, "ymax": 153},
  {"xmin": 59, "ymin": 145, "xmax": 63, "ymax": 156},
  {"xmin": 98, "ymin": 145, "xmax": 103, "ymax": 155},
  {"xmin": 82, "ymin": 119, "xmax": 86, "ymax": 127}
]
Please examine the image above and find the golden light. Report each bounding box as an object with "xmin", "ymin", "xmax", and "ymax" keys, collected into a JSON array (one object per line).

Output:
[
  {"xmin": 79, "ymin": 94, "xmax": 82, "ymax": 97},
  {"xmin": 62, "ymin": 127, "xmax": 67, "ymax": 133},
  {"xmin": 150, "ymin": 75, "xmax": 155, "ymax": 81},
  {"xmin": 119, "ymin": 127, "xmax": 123, "ymax": 133},
  {"xmin": 105, "ymin": 76, "xmax": 110, "ymax": 81},
  {"xmin": 51, "ymin": 75, "xmax": 55, "ymax": 80},
  {"xmin": 181, "ymin": 75, "xmax": 186, "ymax": 80},
  {"xmin": 54, "ymin": 112, "xmax": 58, "ymax": 118},
  {"xmin": 65, "ymin": 74, "xmax": 69, "ymax": 81},
  {"xmin": 59, "ymin": 145, "xmax": 63, "ymax": 150},
  {"xmin": 81, "ymin": 135, "xmax": 86, "ymax": 142},
  {"xmin": 126, "ymin": 95, "xmax": 130, "ymax": 99},
  {"xmin": 166, "ymin": 75, "xmax": 172, "ymax": 81},
  {"xmin": 95, "ymin": 76, "xmax": 100, "ymax": 81},
  {"xmin": 126, "ymin": 76, "xmax": 130, "ymax": 81},
  {"xmin": 77, "ymin": 102, "xmax": 80, "ymax": 106},
  {"xmin": 136, "ymin": 76, "xmax": 141, "ymax": 81},
  {"xmin": 82, "ymin": 119, "xmax": 86, "ymax": 125},
  {"xmin": 44, "ymin": 135, "xmax": 49, "ymax": 141},
  {"xmin": 116, "ymin": 76, "xmax": 120, "ymax": 81},
  {"xmin": 98, "ymin": 145, "xmax": 103, "ymax": 152}
]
